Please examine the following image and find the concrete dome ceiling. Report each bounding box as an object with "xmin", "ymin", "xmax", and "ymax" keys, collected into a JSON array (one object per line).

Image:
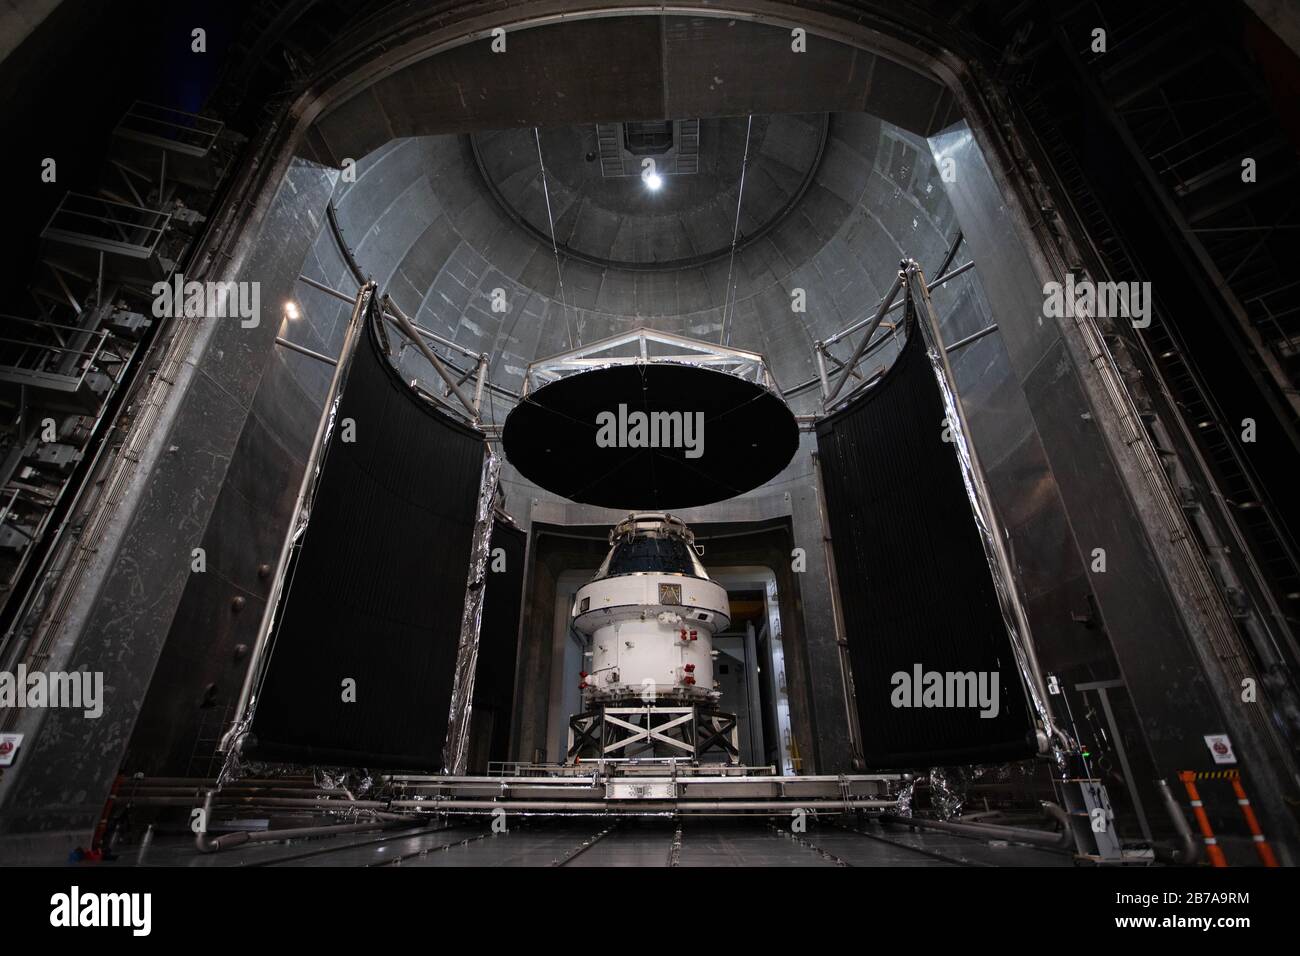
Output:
[{"xmin": 471, "ymin": 114, "xmax": 828, "ymax": 270}]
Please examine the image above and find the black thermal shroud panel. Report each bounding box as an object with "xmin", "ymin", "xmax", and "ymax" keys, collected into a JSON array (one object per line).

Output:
[
  {"xmin": 815, "ymin": 323, "xmax": 1035, "ymax": 769},
  {"xmin": 472, "ymin": 519, "xmax": 527, "ymax": 767},
  {"xmin": 249, "ymin": 311, "xmax": 485, "ymax": 770}
]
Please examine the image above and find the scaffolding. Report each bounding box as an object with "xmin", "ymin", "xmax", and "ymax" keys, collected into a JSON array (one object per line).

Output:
[{"xmin": 0, "ymin": 100, "xmax": 242, "ymax": 657}]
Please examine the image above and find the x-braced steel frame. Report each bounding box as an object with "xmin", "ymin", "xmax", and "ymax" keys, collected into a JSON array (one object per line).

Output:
[
  {"xmin": 568, "ymin": 704, "xmax": 740, "ymax": 765},
  {"xmin": 521, "ymin": 327, "xmax": 780, "ymax": 398}
]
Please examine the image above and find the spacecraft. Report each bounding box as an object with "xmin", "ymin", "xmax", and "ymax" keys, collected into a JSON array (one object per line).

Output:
[
  {"xmin": 568, "ymin": 512, "xmax": 738, "ymax": 762},
  {"xmin": 574, "ymin": 513, "xmax": 730, "ymax": 701}
]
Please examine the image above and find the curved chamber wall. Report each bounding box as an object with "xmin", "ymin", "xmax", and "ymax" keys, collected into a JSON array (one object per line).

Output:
[
  {"xmin": 248, "ymin": 313, "xmax": 486, "ymax": 770},
  {"xmin": 816, "ymin": 320, "xmax": 1035, "ymax": 769},
  {"xmin": 325, "ymin": 113, "xmax": 960, "ymax": 418}
]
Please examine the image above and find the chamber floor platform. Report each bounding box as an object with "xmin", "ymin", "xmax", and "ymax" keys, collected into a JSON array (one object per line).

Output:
[{"xmin": 113, "ymin": 818, "xmax": 1076, "ymax": 868}]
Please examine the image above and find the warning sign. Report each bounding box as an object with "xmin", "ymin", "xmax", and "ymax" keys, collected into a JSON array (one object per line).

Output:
[
  {"xmin": 1203, "ymin": 733, "xmax": 1237, "ymax": 765},
  {"xmin": 0, "ymin": 732, "xmax": 23, "ymax": 767}
]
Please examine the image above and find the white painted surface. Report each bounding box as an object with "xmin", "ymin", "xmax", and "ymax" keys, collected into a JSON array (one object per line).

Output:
[{"xmin": 574, "ymin": 573, "xmax": 730, "ymax": 701}]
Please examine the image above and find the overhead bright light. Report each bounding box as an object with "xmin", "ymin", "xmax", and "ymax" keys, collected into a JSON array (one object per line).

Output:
[{"xmin": 644, "ymin": 173, "xmax": 663, "ymax": 191}]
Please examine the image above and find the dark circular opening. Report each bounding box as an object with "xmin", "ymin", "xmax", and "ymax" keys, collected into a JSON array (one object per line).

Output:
[{"xmin": 502, "ymin": 363, "xmax": 800, "ymax": 508}]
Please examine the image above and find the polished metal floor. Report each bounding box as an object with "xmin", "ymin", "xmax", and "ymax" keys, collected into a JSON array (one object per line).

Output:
[{"xmin": 120, "ymin": 818, "xmax": 1075, "ymax": 867}]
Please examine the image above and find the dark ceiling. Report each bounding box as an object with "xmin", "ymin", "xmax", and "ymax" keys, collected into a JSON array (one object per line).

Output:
[{"xmin": 308, "ymin": 16, "xmax": 958, "ymax": 165}]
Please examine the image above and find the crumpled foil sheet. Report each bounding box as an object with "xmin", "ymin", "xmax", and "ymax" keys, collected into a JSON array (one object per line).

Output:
[
  {"xmin": 907, "ymin": 266, "xmax": 1067, "ymax": 759},
  {"xmin": 315, "ymin": 768, "xmax": 375, "ymax": 798},
  {"xmin": 895, "ymin": 778, "xmax": 915, "ymax": 818},
  {"xmin": 441, "ymin": 450, "xmax": 502, "ymax": 774},
  {"xmin": 929, "ymin": 766, "xmax": 968, "ymax": 821},
  {"xmin": 212, "ymin": 757, "xmax": 379, "ymax": 804}
]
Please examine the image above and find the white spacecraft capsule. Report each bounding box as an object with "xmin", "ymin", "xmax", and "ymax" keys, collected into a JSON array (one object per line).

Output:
[{"xmin": 572, "ymin": 513, "xmax": 730, "ymax": 703}]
